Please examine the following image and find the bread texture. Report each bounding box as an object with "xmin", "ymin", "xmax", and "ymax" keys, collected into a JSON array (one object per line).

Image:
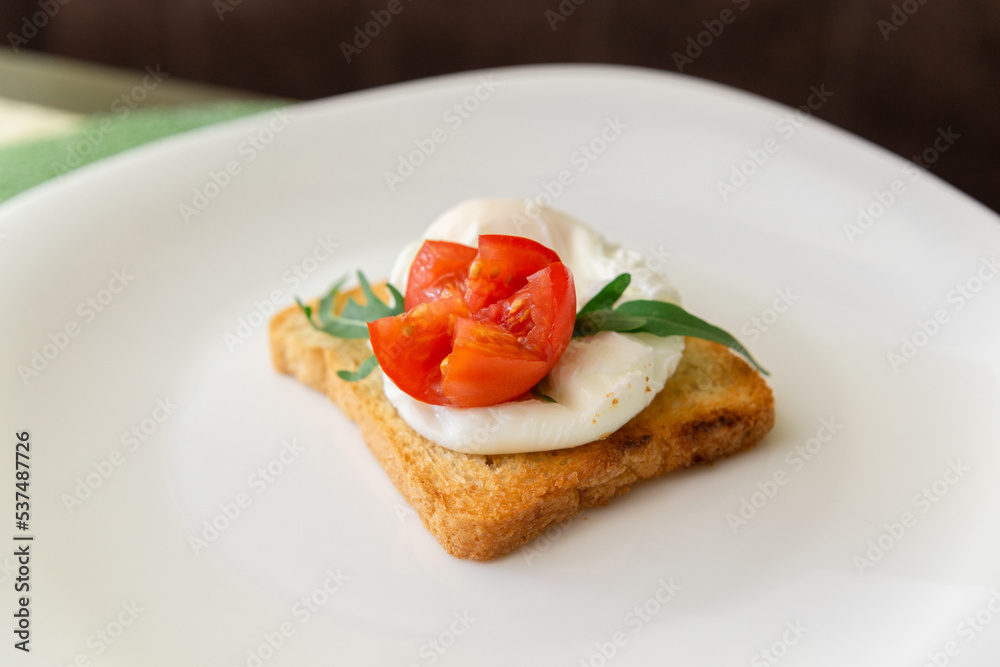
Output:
[{"xmin": 269, "ymin": 295, "xmax": 774, "ymax": 561}]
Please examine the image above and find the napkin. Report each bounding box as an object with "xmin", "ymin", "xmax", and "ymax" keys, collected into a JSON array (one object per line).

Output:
[{"xmin": 0, "ymin": 100, "xmax": 284, "ymax": 204}]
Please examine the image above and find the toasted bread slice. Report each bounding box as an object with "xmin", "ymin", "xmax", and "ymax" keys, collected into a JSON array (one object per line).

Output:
[{"xmin": 269, "ymin": 295, "xmax": 774, "ymax": 561}]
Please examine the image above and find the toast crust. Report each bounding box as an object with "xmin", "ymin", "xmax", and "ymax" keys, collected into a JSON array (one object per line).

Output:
[{"xmin": 270, "ymin": 300, "xmax": 774, "ymax": 560}]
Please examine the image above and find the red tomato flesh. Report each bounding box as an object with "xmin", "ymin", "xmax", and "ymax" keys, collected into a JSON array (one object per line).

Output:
[
  {"xmin": 369, "ymin": 235, "xmax": 576, "ymax": 407},
  {"xmin": 404, "ymin": 240, "xmax": 477, "ymax": 310}
]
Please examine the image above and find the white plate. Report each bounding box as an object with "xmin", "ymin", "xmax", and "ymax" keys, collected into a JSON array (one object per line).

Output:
[{"xmin": 3, "ymin": 65, "xmax": 1000, "ymax": 666}]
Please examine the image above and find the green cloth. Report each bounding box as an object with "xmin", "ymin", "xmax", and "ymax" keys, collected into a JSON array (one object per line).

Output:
[{"xmin": 0, "ymin": 100, "xmax": 284, "ymax": 204}]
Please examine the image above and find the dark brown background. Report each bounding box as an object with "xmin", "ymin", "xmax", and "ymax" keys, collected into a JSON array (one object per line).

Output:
[{"xmin": 3, "ymin": 0, "xmax": 997, "ymax": 212}]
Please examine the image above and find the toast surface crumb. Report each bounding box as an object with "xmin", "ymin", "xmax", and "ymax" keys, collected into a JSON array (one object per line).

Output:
[{"xmin": 270, "ymin": 299, "xmax": 774, "ymax": 560}]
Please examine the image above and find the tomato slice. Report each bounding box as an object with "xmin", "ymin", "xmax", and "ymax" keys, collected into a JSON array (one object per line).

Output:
[
  {"xmin": 368, "ymin": 296, "xmax": 467, "ymax": 405},
  {"xmin": 405, "ymin": 240, "xmax": 477, "ymax": 310},
  {"xmin": 370, "ymin": 235, "xmax": 576, "ymax": 407},
  {"xmin": 464, "ymin": 235, "xmax": 561, "ymax": 312},
  {"xmin": 442, "ymin": 263, "xmax": 575, "ymax": 406}
]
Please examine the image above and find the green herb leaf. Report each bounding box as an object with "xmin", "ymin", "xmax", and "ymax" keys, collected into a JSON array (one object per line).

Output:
[
  {"xmin": 573, "ymin": 273, "xmax": 769, "ymax": 376},
  {"xmin": 297, "ymin": 271, "xmax": 404, "ymax": 340},
  {"xmin": 577, "ymin": 273, "xmax": 631, "ymax": 316},
  {"xmin": 296, "ymin": 272, "xmax": 405, "ymax": 381},
  {"xmin": 336, "ymin": 354, "xmax": 380, "ymax": 382},
  {"xmin": 574, "ymin": 310, "xmax": 648, "ymax": 337},
  {"xmin": 530, "ymin": 384, "xmax": 557, "ymax": 403},
  {"xmin": 341, "ymin": 272, "xmax": 405, "ymax": 322},
  {"xmin": 315, "ymin": 276, "xmax": 344, "ymax": 327}
]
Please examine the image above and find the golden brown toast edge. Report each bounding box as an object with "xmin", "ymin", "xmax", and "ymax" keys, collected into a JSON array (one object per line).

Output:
[{"xmin": 269, "ymin": 301, "xmax": 775, "ymax": 561}]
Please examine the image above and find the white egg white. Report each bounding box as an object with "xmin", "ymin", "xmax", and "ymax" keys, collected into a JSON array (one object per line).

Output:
[{"xmin": 383, "ymin": 198, "xmax": 685, "ymax": 454}]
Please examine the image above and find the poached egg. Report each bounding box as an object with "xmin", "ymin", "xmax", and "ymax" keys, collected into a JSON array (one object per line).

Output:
[{"xmin": 383, "ymin": 199, "xmax": 685, "ymax": 454}]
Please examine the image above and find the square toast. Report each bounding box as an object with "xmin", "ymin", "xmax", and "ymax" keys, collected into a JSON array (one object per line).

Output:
[{"xmin": 269, "ymin": 295, "xmax": 774, "ymax": 561}]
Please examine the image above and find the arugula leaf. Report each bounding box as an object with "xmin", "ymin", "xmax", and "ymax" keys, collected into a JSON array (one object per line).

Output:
[
  {"xmin": 574, "ymin": 310, "xmax": 648, "ymax": 336},
  {"xmin": 572, "ymin": 273, "xmax": 769, "ymax": 376},
  {"xmin": 297, "ymin": 272, "xmax": 404, "ymax": 380},
  {"xmin": 341, "ymin": 272, "xmax": 405, "ymax": 322},
  {"xmin": 337, "ymin": 354, "xmax": 380, "ymax": 382},
  {"xmin": 298, "ymin": 271, "xmax": 404, "ymax": 340},
  {"xmin": 577, "ymin": 273, "xmax": 631, "ymax": 316},
  {"xmin": 315, "ymin": 276, "xmax": 343, "ymax": 327},
  {"xmin": 530, "ymin": 384, "xmax": 557, "ymax": 403}
]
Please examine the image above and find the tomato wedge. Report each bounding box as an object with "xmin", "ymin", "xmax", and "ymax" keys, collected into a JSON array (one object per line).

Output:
[
  {"xmin": 369, "ymin": 235, "xmax": 575, "ymax": 407},
  {"xmin": 463, "ymin": 235, "xmax": 561, "ymax": 312},
  {"xmin": 405, "ymin": 240, "xmax": 477, "ymax": 310}
]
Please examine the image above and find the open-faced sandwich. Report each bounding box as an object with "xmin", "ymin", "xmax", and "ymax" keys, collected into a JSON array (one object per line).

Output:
[{"xmin": 269, "ymin": 199, "xmax": 774, "ymax": 560}]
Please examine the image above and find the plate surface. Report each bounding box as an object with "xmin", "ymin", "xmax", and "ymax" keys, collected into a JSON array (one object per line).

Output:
[{"xmin": 2, "ymin": 65, "xmax": 1000, "ymax": 666}]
